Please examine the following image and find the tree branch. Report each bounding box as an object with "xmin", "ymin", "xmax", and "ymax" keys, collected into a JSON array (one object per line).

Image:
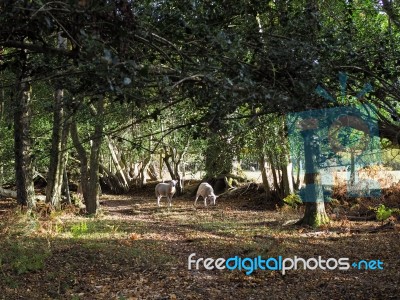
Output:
[{"xmin": 0, "ymin": 41, "xmax": 75, "ymax": 57}]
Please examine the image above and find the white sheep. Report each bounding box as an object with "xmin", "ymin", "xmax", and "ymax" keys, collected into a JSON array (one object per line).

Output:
[
  {"xmin": 155, "ymin": 180, "xmax": 177, "ymax": 207},
  {"xmin": 194, "ymin": 182, "xmax": 217, "ymax": 207}
]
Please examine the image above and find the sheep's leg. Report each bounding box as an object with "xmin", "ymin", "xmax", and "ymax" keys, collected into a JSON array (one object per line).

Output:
[
  {"xmin": 194, "ymin": 195, "xmax": 199, "ymax": 206},
  {"xmin": 157, "ymin": 195, "xmax": 161, "ymax": 206},
  {"xmin": 204, "ymin": 196, "xmax": 207, "ymax": 207},
  {"xmin": 168, "ymin": 195, "xmax": 172, "ymax": 207}
]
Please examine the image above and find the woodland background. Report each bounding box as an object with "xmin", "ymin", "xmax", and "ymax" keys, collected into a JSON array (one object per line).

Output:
[{"xmin": 0, "ymin": 0, "xmax": 400, "ymax": 299}]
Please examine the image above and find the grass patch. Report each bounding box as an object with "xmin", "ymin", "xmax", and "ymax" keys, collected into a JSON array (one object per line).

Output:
[
  {"xmin": 62, "ymin": 219, "xmax": 147, "ymax": 239},
  {"xmin": 0, "ymin": 239, "xmax": 51, "ymax": 275}
]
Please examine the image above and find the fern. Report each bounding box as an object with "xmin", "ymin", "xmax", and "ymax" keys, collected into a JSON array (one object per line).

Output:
[{"xmin": 376, "ymin": 204, "xmax": 392, "ymax": 224}]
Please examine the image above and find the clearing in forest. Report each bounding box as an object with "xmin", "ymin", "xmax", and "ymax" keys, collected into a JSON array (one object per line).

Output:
[{"xmin": 0, "ymin": 183, "xmax": 399, "ymax": 300}]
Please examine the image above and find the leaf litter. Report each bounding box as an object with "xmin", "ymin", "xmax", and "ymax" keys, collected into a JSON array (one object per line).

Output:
[{"xmin": 0, "ymin": 183, "xmax": 399, "ymax": 299}]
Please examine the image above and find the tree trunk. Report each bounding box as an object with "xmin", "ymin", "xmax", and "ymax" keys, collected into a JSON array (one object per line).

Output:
[
  {"xmin": 163, "ymin": 152, "xmax": 184, "ymax": 194},
  {"xmin": 140, "ymin": 156, "xmax": 151, "ymax": 187},
  {"xmin": 350, "ymin": 151, "xmax": 355, "ymax": 186},
  {"xmin": 86, "ymin": 96, "xmax": 105, "ymax": 214},
  {"xmin": 147, "ymin": 163, "xmax": 158, "ymax": 181},
  {"xmin": 138, "ymin": 135, "xmax": 154, "ymax": 187},
  {"xmin": 173, "ymin": 162, "xmax": 183, "ymax": 194},
  {"xmin": 45, "ymin": 88, "xmax": 65, "ymax": 208},
  {"xmin": 162, "ymin": 144, "xmax": 187, "ymax": 195},
  {"xmin": 298, "ymin": 128, "xmax": 329, "ymax": 227},
  {"xmin": 13, "ymin": 52, "xmax": 35, "ymax": 209},
  {"xmin": 302, "ymin": 200, "xmax": 330, "ymax": 227},
  {"xmin": 259, "ymin": 156, "xmax": 271, "ymax": 199},
  {"xmin": 163, "ymin": 152, "xmax": 175, "ymax": 179},
  {"xmin": 99, "ymin": 163, "xmax": 126, "ymax": 193},
  {"xmin": 70, "ymin": 120, "xmax": 89, "ymax": 201},
  {"xmin": 63, "ymin": 167, "xmax": 71, "ymax": 205},
  {"xmin": 282, "ymin": 157, "xmax": 294, "ymax": 198},
  {"xmin": 268, "ymin": 151, "xmax": 280, "ymax": 195},
  {"xmin": 0, "ymin": 87, "xmax": 4, "ymax": 186},
  {"xmin": 106, "ymin": 136, "xmax": 129, "ymax": 191},
  {"xmin": 294, "ymin": 157, "xmax": 302, "ymax": 190},
  {"xmin": 71, "ymin": 108, "xmax": 104, "ymax": 212},
  {"xmin": 159, "ymin": 153, "xmax": 163, "ymax": 179},
  {"xmin": 46, "ymin": 33, "xmax": 70, "ymax": 209},
  {"xmin": 0, "ymin": 165, "xmax": 3, "ymax": 187}
]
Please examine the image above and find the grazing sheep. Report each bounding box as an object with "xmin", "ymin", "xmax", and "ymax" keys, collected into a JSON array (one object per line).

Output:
[
  {"xmin": 194, "ymin": 182, "xmax": 217, "ymax": 207},
  {"xmin": 155, "ymin": 180, "xmax": 177, "ymax": 207}
]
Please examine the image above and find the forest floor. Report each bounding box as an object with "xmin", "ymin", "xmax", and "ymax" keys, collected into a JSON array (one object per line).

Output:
[{"xmin": 0, "ymin": 182, "xmax": 399, "ymax": 300}]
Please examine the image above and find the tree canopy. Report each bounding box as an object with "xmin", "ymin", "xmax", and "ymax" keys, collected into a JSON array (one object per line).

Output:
[{"xmin": 0, "ymin": 0, "xmax": 399, "ymax": 216}]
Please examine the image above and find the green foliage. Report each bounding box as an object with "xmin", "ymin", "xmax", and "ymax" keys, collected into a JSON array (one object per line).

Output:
[
  {"xmin": 380, "ymin": 146, "xmax": 400, "ymax": 169},
  {"xmin": 0, "ymin": 242, "xmax": 50, "ymax": 275},
  {"xmin": 204, "ymin": 134, "xmax": 238, "ymax": 177},
  {"xmin": 283, "ymin": 194, "xmax": 303, "ymax": 208},
  {"xmin": 0, "ymin": 0, "xmax": 399, "ymax": 209},
  {"xmin": 70, "ymin": 221, "xmax": 89, "ymax": 238},
  {"xmin": 375, "ymin": 204, "xmax": 393, "ymax": 222},
  {"xmin": 0, "ymin": 120, "xmax": 14, "ymax": 183}
]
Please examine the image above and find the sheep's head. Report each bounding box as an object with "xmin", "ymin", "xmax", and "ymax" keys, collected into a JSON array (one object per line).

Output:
[
  {"xmin": 170, "ymin": 180, "xmax": 177, "ymax": 187},
  {"xmin": 209, "ymin": 195, "xmax": 217, "ymax": 205}
]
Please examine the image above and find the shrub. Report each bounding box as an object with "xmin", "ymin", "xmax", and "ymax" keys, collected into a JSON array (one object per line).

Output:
[
  {"xmin": 283, "ymin": 194, "xmax": 303, "ymax": 208},
  {"xmin": 375, "ymin": 204, "xmax": 393, "ymax": 223}
]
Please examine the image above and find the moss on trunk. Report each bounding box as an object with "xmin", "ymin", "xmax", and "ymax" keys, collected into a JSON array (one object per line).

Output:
[{"xmin": 299, "ymin": 201, "xmax": 330, "ymax": 227}]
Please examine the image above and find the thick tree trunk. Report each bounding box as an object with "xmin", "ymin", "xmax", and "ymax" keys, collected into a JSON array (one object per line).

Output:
[
  {"xmin": 13, "ymin": 56, "xmax": 35, "ymax": 209},
  {"xmin": 302, "ymin": 200, "xmax": 330, "ymax": 227},
  {"xmin": 298, "ymin": 127, "xmax": 329, "ymax": 227}
]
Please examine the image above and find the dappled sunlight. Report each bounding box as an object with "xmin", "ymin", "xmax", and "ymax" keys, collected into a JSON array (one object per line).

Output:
[{"xmin": 1, "ymin": 190, "xmax": 399, "ymax": 299}]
